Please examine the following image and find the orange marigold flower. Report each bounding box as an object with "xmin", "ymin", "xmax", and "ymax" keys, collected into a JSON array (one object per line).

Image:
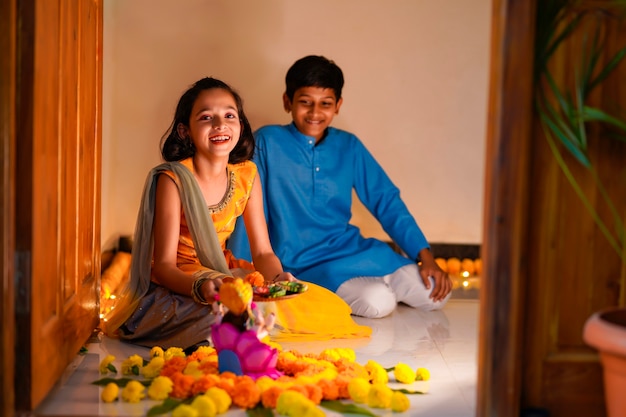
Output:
[
  {"xmin": 216, "ymin": 376, "xmax": 235, "ymax": 394},
  {"xmin": 190, "ymin": 375, "xmax": 217, "ymax": 396},
  {"xmin": 170, "ymin": 371, "xmax": 196, "ymax": 399},
  {"xmin": 287, "ymin": 384, "xmax": 309, "ymax": 398},
  {"xmin": 261, "ymin": 385, "xmax": 285, "ymax": 409},
  {"xmin": 197, "ymin": 360, "xmax": 218, "ymax": 375},
  {"xmin": 229, "ymin": 378, "xmax": 260, "ymax": 409},
  {"xmin": 335, "ymin": 359, "xmax": 369, "ymax": 379},
  {"xmin": 302, "ymin": 384, "xmax": 323, "ymax": 405},
  {"xmin": 244, "ymin": 271, "xmax": 265, "ymax": 287},
  {"xmin": 160, "ymin": 356, "xmax": 188, "ymax": 378},
  {"xmin": 187, "ymin": 346, "xmax": 216, "ymax": 363},
  {"xmin": 317, "ymin": 378, "xmax": 339, "ymax": 401},
  {"xmin": 334, "ymin": 375, "xmax": 352, "ymax": 399}
]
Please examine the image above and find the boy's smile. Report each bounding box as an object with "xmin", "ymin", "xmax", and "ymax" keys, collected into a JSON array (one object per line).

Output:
[{"xmin": 283, "ymin": 86, "xmax": 343, "ymax": 143}]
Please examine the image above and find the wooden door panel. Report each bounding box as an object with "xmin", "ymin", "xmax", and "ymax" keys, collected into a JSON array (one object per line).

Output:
[
  {"xmin": 522, "ymin": 5, "xmax": 626, "ymax": 416},
  {"xmin": 15, "ymin": 0, "xmax": 102, "ymax": 410}
]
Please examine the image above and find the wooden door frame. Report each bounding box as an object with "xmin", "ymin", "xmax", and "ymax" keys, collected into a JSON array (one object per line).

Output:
[
  {"xmin": 1, "ymin": 0, "xmax": 17, "ymax": 415},
  {"xmin": 0, "ymin": 0, "xmax": 532, "ymax": 415},
  {"xmin": 477, "ymin": 0, "xmax": 535, "ymax": 415}
]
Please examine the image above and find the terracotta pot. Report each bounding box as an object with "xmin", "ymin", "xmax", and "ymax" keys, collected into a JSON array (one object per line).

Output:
[{"xmin": 583, "ymin": 307, "xmax": 626, "ymax": 417}]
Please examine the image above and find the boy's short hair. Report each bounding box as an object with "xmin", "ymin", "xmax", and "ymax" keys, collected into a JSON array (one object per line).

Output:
[{"xmin": 285, "ymin": 55, "xmax": 344, "ymax": 101}]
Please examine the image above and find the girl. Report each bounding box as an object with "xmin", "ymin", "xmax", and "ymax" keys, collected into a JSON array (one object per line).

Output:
[{"xmin": 105, "ymin": 77, "xmax": 370, "ymax": 350}]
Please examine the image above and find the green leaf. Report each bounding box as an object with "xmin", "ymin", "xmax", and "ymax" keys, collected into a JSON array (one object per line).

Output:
[
  {"xmin": 106, "ymin": 363, "xmax": 117, "ymax": 374},
  {"xmin": 588, "ymin": 46, "xmax": 626, "ymax": 93},
  {"xmin": 383, "ymin": 367, "xmax": 395, "ymax": 372},
  {"xmin": 246, "ymin": 406, "xmax": 275, "ymax": 417},
  {"xmin": 147, "ymin": 398, "xmax": 184, "ymax": 417},
  {"xmin": 79, "ymin": 346, "xmax": 88, "ymax": 355},
  {"xmin": 538, "ymin": 109, "xmax": 590, "ymax": 166},
  {"xmin": 131, "ymin": 365, "xmax": 140, "ymax": 376},
  {"xmin": 581, "ymin": 106, "xmax": 626, "ymax": 133},
  {"xmin": 393, "ymin": 388, "xmax": 427, "ymax": 395},
  {"xmin": 320, "ymin": 400, "xmax": 378, "ymax": 416},
  {"xmin": 91, "ymin": 377, "xmax": 151, "ymax": 387}
]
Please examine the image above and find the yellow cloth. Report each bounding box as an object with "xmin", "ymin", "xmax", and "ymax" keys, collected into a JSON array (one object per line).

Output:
[{"xmin": 269, "ymin": 282, "xmax": 372, "ymax": 341}]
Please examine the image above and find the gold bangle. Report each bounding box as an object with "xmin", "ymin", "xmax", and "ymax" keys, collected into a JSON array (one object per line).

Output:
[{"xmin": 191, "ymin": 276, "xmax": 211, "ymax": 305}]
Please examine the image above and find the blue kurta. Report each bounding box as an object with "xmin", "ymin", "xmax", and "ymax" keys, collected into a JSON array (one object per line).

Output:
[{"xmin": 228, "ymin": 123, "xmax": 429, "ymax": 292}]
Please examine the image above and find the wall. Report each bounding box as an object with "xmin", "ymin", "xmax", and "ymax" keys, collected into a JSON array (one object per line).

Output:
[{"xmin": 102, "ymin": 0, "xmax": 492, "ymax": 250}]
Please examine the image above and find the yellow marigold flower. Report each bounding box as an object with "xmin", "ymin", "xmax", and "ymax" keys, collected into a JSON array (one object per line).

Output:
[
  {"xmin": 100, "ymin": 382, "xmax": 119, "ymax": 402},
  {"xmin": 141, "ymin": 356, "xmax": 165, "ymax": 379},
  {"xmin": 172, "ymin": 404, "xmax": 198, "ymax": 417},
  {"xmin": 165, "ymin": 347, "xmax": 186, "ymax": 360},
  {"xmin": 347, "ymin": 377, "xmax": 370, "ymax": 403},
  {"xmin": 367, "ymin": 384, "xmax": 393, "ymax": 409},
  {"xmin": 393, "ymin": 362, "xmax": 417, "ymax": 384},
  {"xmin": 190, "ymin": 395, "xmax": 216, "ymax": 417},
  {"xmin": 99, "ymin": 354, "xmax": 116, "ymax": 374},
  {"xmin": 121, "ymin": 380, "xmax": 145, "ymax": 403},
  {"xmin": 121, "ymin": 354, "xmax": 144, "ymax": 375},
  {"xmin": 183, "ymin": 361, "xmax": 203, "ymax": 378},
  {"xmin": 150, "ymin": 346, "xmax": 164, "ymax": 358},
  {"xmin": 256, "ymin": 376, "xmax": 278, "ymax": 393},
  {"xmin": 391, "ymin": 391, "xmax": 411, "ymax": 412},
  {"xmin": 147, "ymin": 375, "xmax": 173, "ymax": 401},
  {"xmin": 365, "ymin": 360, "xmax": 388, "ymax": 384},
  {"xmin": 416, "ymin": 367, "xmax": 431, "ymax": 381},
  {"xmin": 276, "ymin": 390, "xmax": 315, "ymax": 416},
  {"xmin": 195, "ymin": 345, "xmax": 216, "ymax": 356},
  {"xmin": 205, "ymin": 386, "xmax": 232, "ymax": 414}
]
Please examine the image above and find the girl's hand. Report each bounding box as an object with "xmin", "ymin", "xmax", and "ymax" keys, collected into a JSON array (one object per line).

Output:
[
  {"xmin": 272, "ymin": 272, "xmax": 297, "ymax": 283},
  {"xmin": 201, "ymin": 278, "xmax": 223, "ymax": 302}
]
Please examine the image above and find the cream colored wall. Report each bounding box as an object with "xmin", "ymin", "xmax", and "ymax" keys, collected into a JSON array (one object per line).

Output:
[{"xmin": 102, "ymin": 0, "xmax": 491, "ymax": 250}]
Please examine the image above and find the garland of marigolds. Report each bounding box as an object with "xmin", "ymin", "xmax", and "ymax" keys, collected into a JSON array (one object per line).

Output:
[{"xmin": 93, "ymin": 343, "xmax": 431, "ymax": 416}]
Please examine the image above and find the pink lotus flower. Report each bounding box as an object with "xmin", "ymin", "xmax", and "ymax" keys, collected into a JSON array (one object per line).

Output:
[{"xmin": 211, "ymin": 323, "xmax": 281, "ymax": 380}]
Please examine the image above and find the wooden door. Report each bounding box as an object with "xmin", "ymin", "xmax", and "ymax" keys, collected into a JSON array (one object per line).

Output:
[
  {"xmin": 479, "ymin": 1, "xmax": 626, "ymax": 416},
  {"xmin": 12, "ymin": 0, "xmax": 103, "ymax": 411}
]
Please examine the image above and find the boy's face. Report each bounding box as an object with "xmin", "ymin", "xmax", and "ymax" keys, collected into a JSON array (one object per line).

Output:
[{"xmin": 283, "ymin": 87, "xmax": 343, "ymax": 142}]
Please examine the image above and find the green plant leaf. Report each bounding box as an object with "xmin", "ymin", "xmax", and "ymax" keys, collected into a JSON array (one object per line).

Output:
[
  {"xmin": 588, "ymin": 46, "xmax": 626, "ymax": 93},
  {"xmin": 581, "ymin": 106, "xmax": 626, "ymax": 134},
  {"xmin": 538, "ymin": 106, "xmax": 590, "ymax": 166},
  {"xmin": 320, "ymin": 400, "xmax": 378, "ymax": 416},
  {"xmin": 384, "ymin": 367, "xmax": 395, "ymax": 372},
  {"xmin": 106, "ymin": 363, "xmax": 117, "ymax": 374},
  {"xmin": 91, "ymin": 377, "xmax": 151, "ymax": 387},
  {"xmin": 147, "ymin": 398, "xmax": 184, "ymax": 417},
  {"xmin": 393, "ymin": 388, "xmax": 427, "ymax": 395},
  {"xmin": 246, "ymin": 406, "xmax": 275, "ymax": 417}
]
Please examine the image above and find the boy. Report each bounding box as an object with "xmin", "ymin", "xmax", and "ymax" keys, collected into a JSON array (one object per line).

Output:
[{"xmin": 229, "ymin": 55, "xmax": 451, "ymax": 318}]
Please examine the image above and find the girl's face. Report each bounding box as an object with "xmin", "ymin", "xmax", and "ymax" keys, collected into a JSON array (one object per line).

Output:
[
  {"xmin": 283, "ymin": 86, "xmax": 343, "ymax": 142},
  {"xmin": 182, "ymin": 88, "xmax": 241, "ymax": 159}
]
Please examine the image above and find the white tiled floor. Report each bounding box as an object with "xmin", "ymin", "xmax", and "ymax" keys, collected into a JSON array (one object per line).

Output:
[{"xmin": 35, "ymin": 295, "xmax": 479, "ymax": 417}]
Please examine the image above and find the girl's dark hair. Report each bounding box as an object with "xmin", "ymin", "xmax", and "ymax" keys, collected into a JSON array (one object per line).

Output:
[
  {"xmin": 285, "ymin": 55, "xmax": 344, "ymax": 101},
  {"xmin": 160, "ymin": 77, "xmax": 254, "ymax": 164}
]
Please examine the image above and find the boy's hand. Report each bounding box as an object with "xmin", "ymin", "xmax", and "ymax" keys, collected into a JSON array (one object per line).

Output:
[
  {"xmin": 272, "ymin": 271, "xmax": 297, "ymax": 283},
  {"xmin": 417, "ymin": 249, "xmax": 452, "ymax": 302}
]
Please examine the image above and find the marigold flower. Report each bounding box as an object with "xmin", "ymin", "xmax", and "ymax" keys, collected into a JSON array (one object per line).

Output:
[
  {"xmin": 170, "ymin": 371, "xmax": 196, "ymax": 399},
  {"xmin": 121, "ymin": 379, "xmax": 145, "ymax": 403},
  {"xmin": 276, "ymin": 390, "xmax": 315, "ymax": 416},
  {"xmin": 367, "ymin": 383, "xmax": 393, "ymax": 409},
  {"xmin": 171, "ymin": 404, "xmax": 198, "ymax": 417},
  {"xmin": 160, "ymin": 356, "xmax": 188, "ymax": 378},
  {"xmin": 150, "ymin": 346, "xmax": 164, "ymax": 358},
  {"xmin": 393, "ymin": 362, "xmax": 417, "ymax": 384},
  {"xmin": 334, "ymin": 375, "xmax": 351, "ymax": 399},
  {"xmin": 244, "ymin": 271, "xmax": 265, "ymax": 287},
  {"xmin": 99, "ymin": 354, "xmax": 117, "ymax": 374},
  {"xmin": 190, "ymin": 375, "xmax": 217, "ymax": 396},
  {"xmin": 187, "ymin": 346, "xmax": 216, "ymax": 363},
  {"xmin": 416, "ymin": 367, "xmax": 430, "ymax": 381},
  {"xmin": 165, "ymin": 347, "xmax": 186, "ymax": 360},
  {"xmin": 302, "ymin": 384, "xmax": 323, "ymax": 405},
  {"xmin": 365, "ymin": 360, "xmax": 388, "ymax": 385},
  {"xmin": 391, "ymin": 390, "xmax": 411, "ymax": 412},
  {"xmin": 316, "ymin": 378, "xmax": 339, "ymax": 400},
  {"xmin": 147, "ymin": 375, "xmax": 173, "ymax": 401},
  {"xmin": 261, "ymin": 385, "xmax": 285, "ymax": 409},
  {"xmin": 183, "ymin": 360, "xmax": 203, "ymax": 378},
  {"xmin": 100, "ymin": 382, "xmax": 119, "ymax": 402},
  {"xmin": 141, "ymin": 356, "xmax": 165, "ymax": 379},
  {"xmin": 190, "ymin": 395, "xmax": 217, "ymax": 417},
  {"xmin": 229, "ymin": 378, "xmax": 261, "ymax": 409},
  {"xmin": 205, "ymin": 386, "xmax": 232, "ymax": 414},
  {"xmin": 347, "ymin": 377, "xmax": 370, "ymax": 403},
  {"xmin": 121, "ymin": 354, "xmax": 143, "ymax": 375}
]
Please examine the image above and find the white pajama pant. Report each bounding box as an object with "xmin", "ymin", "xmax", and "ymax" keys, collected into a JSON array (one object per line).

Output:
[{"xmin": 336, "ymin": 263, "xmax": 451, "ymax": 318}]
